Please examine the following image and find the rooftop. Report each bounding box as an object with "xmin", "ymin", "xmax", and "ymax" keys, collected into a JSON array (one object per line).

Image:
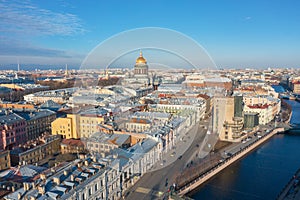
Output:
[{"xmin": 0, "ymin": 113, "xmax": 24, "ymax": 125}]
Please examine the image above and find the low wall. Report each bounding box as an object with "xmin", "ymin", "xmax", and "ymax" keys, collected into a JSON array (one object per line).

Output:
[{"xmin": 178, "ymin": 127, "xmax": 284, "ymax": 196}]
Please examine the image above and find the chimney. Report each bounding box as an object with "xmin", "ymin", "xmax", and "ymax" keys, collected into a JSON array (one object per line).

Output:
[
  {"xmin": 70, "ymin": 175, "xmax": 75, "ymax": 182},
  {"xmin": 40, "ymin": 173, "xmax": 46, "ymax": 180},
  {"xmin": 18, "ymin": 192, "xmax": 22, "ymax": 200},
  {"xmin": 38, "ymin": 185, "xmax": 45, "ymax": 195},
  {"xmin": 93, "ymin": 157, "xmax": 97, "ymax": 162},
  {"xmin": 63, "ymin": 170, "xmax": 68, "ymax": 176},
  {"xmin": 53, "ymin": 176, "xmax": 60, "ymax": 185},
  {"xmin": 12, "ymin": 186, "xmax": 15, "ymax": 192},
  {"xmin": 23, "ymin": 182, "xmax": 29, "ymax": 191},
  {"xmin": 84, "ymin": 160, "xmax": 89, "ymax": 166}
]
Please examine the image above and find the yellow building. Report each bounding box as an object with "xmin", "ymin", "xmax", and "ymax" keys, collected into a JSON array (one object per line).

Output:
[
  {"xmin": 79, "ymin": 115, "xmax": 106, "ymax": 138},
  {"xmin": 0, "ymin": 150, "xmax": 11, "ymax": 170},
  {"xmin": 51, "ymin": 109, "xmax": 108, "ymax": 139},
  {"xmin": 51, "ymin": 114, "xmax": 79, "ymax": 139}
]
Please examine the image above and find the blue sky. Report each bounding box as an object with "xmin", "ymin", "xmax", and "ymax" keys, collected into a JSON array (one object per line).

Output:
[{"xmin": 1, "ymin": 0, "xmax": 300, "ymax": 69}]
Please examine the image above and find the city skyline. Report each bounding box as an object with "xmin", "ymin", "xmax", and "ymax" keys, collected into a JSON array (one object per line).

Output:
[{"xmin": 1, "ymin": 0, "xmax": 300, "ymax": 69}]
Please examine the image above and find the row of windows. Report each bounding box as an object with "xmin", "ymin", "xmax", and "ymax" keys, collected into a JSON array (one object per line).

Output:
[
  {"xmin": 89, "ymin": 143, "xmax": 111, "ymax": 150},
  {"xmin": 81, "ymin": 120, "xmax": 101, "ymax": 124},
  {"xmin": 60, "ymin": 124, "xmax": 70, "ymax": 129}
]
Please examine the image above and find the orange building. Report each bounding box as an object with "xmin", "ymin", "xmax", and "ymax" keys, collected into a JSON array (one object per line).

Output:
[{"xmin": 0, "ymin": 103, "xmax": 34, "ymax": 109}]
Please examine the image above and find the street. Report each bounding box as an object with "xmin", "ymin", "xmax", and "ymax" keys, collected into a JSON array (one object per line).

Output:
[{"xmin": 124, "ymin": 119, "xmax": 212, "ymax": 200}]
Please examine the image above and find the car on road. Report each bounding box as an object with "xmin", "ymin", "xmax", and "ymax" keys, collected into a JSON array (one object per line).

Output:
[
  {"xmin": 227, "ymin": 152, "xmax": 233, "ymax": 157},
  {"xmin": 178, "ymin": 155, "xmax": 183, "ymax": 160},
  {"xmin": 170, "ymin": 152, "xmax": 176, "ymax": 157}
]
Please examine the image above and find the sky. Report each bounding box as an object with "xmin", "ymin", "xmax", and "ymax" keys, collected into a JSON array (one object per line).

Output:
[{"xmin": 0, "ymin": 0, "xmax": 300, "ymax": 69}]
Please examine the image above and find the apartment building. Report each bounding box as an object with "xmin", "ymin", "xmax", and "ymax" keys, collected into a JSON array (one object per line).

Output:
[
  {"xmin": 9, "ymin": 135, "xmax": 60, "ymax": 166},
  {"xmin": 0, "ymin": 112, "xmax": 26, "ymax": 150},
  {"xmin": 15, "ymin": 109, "xmax": 56, "ymax": 141},
  {"xmin": 51, "ymin": 108, "xmax": 108, "ymax": 139}
]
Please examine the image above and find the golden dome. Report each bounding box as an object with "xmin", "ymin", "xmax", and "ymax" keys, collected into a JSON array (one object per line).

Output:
[{"xmin": 136, "ymin": 51, "xmax": 147, "ymax": 64}]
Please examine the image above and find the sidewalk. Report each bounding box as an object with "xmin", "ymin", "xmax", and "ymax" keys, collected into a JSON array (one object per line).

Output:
[{"xmin": 151, "ymin": 122, "xmax": 200, "ymax": 171}]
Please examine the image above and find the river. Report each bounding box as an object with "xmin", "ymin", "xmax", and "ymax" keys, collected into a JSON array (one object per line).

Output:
[{"xmin": 190, "ymin": 99, "xmax": 300, "ymax": 200}]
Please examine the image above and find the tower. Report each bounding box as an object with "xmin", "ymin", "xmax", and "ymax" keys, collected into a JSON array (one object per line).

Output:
[
  {"xmin": 65, "ymin": 64, "xmax": 69, "ymax": 76},
  {"xmin": 134, "ymin": 50, "xmax": 148, "ymax": 76}
]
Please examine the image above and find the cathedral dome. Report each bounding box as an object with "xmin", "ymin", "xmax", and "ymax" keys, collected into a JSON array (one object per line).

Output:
[{"xmin": 136, "ymin": 51, "xmax": 147, "ymax": 64}]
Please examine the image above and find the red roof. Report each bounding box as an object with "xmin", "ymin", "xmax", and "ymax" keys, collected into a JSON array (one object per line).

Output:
[
  {"xmin": 61, "ymin": 139, "xmax": 84, "ymax": 147},
  {"xmin": 197, "ymin": 94, "xmax": 210, "ymax": 100}
]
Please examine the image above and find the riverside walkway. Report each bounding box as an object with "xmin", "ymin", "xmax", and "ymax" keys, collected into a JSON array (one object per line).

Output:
[{"xmin": 177, "ymin": 127, "xmax": 284, "ymax": 196}]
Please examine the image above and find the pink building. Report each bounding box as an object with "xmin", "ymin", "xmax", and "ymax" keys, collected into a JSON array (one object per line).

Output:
[{"xmin": 0, "ymin": 113, "xmax": 26, "ymax": 150}]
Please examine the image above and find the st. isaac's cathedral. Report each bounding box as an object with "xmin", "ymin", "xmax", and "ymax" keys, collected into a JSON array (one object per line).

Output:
[{"xmin": 122, "ymin": 51, "xmax": 153, "ymax": 88}]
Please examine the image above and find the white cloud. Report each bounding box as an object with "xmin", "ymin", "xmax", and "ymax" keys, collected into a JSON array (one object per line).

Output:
[
  {"xmin": 0, "ymin": 0, "xmax": 86, "ymax": 64},
  {"xmin": 0, "ymin": 0, "xmax": 85, "ymax": 36}
]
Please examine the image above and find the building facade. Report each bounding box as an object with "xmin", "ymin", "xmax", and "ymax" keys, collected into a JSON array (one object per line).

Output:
[
  {"xmin": 10, "ymin": 135, "xmax": 60, "ymax": 166},
  {"xmin": 0, "ymin": 150, "xmax": 11, "ymax": 170},
  {"xmin": 60, "ymin": 139, "xmax": 85, "ymax": 154},
  {"xmin": 213, "ymin": 96, "xmax": 244, "ymax": 142},
  {"xmin": 52, "ymin": 109, "xmax": 108, "ymax": 139},
  {"xmin": 122, "ymin": 51, "xmax": 152, "ymax": 88},
  {"xmin": 52, "ymin": 114, "xmax": 78, "ymax": 139},
  {"xmin": 0, "ymin": 113, "xmax": 26, "ymax": 150},
  {"xmin": 16, "ymin": 109, "xmax": 56, "ymax": 141}
]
